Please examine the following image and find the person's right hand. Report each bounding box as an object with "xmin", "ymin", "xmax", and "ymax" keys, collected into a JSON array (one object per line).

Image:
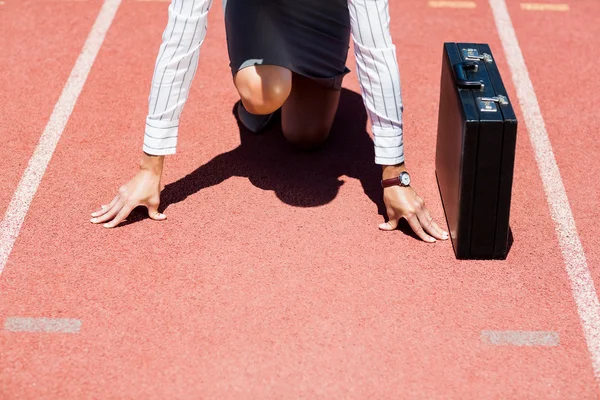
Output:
[{"xmin": 90, "ymin": 155, "xmax": 166, "ymax": 228}]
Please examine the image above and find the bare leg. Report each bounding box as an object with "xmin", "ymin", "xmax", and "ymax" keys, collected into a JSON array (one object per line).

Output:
[
  {"xmin": 281, "ymin": 73, "xmax": 341, "ymax": 149},
  {"xmin": 233, "ymin": 66, "xmax": 341, "ymax": 148},
  {"xmin": 233, "ymin": 65, "xmax": 292, "ymax": 115}
]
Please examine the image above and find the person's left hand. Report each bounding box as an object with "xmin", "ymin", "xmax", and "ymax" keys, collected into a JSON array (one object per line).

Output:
[{"xmin": 379, "ymin": 166, "xmax": 449, "ymax": 243}]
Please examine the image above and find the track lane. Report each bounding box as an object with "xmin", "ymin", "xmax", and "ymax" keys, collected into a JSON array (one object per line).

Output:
[
  {"xmin": 505, "ymin": 0, "xmax": 600, "ymax": 309},
  {"xmin": 0, "ymin": 0, "xmax": 102, "ymax": 218},
  {"xmin": 0, "ymin": 0, "xmax": 597, "ymax": 398}
]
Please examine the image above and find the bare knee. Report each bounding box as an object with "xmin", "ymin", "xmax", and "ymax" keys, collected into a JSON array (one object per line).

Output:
[
  {"xmin": 283, "ymin": 124, "xmax": 331, "ymax": 150},
  {"xmin": 234, "ymin": 65, "xmax": 292, "ymax": 115}
]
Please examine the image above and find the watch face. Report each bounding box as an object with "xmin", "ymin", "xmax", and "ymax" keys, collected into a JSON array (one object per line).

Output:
[{"xmin": 400, "ymin": 172, "xmax": 410, "ymax": 186}]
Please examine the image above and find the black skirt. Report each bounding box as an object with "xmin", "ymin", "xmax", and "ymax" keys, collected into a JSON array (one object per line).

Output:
[{"xmin": 223, "ymin": 0, "xmax": 351, "ymax": 90}]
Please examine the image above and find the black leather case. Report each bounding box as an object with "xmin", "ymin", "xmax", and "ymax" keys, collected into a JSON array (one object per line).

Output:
[{"xmin": 435, "ymin": 42, "xmax": 517, "ymax": 260}]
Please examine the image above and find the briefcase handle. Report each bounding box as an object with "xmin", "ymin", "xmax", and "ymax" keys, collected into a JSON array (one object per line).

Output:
[{"xmin": 453, "ymin": 61, "xmax": 484, "ymax": 90}]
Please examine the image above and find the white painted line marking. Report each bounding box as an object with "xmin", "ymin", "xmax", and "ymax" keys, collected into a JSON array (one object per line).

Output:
[
  {"xmin": 4, "ymin": 317, "xmax": 81, "ymax": 333},
  {"xmin": 428, "ymin": 1, "xmax": 476, "ymax": 8},
  {"xmin": 481, "ymin": 330, "xmax": 559, "ymax": 346},
  {"xmin": 489, "ymin": 0, "xmax": 600, "ymax": 380},
  {"xmin": 0, "ymin": 0, "xmax": 122, "ymax": 275},
  {"xmin": 520, "ymin": 3, "xmax": 569, "ymax": 12}
]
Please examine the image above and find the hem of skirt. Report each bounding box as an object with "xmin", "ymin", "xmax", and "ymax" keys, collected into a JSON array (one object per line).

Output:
[{"xmin": 231, "ymin": 59, "xmax": 350, "ymax": 91}]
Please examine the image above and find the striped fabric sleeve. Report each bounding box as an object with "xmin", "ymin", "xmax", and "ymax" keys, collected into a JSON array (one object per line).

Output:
[
  {"xmin": 143, "ymin": 0, "xmax": 213, "ymax": 156},
  {"xmin": 348, "ymin": 0, "xmax": 405, "ymax": 166}
]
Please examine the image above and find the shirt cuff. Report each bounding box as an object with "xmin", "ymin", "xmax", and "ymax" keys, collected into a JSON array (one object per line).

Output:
[
  {"xmin": 373, "ymin": 126, "xmax": 405, "ymax": 165},
  {"xmin": 142, "ymin": 117, "xmax": 179, "ymax": 156}
]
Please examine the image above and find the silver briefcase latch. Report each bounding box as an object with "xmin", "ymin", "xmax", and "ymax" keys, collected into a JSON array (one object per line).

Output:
[
  {"xmin": 477, "ymin": 95, "xmax": 509, "ymax": 112},
  {"xmin": 462, "ymin": 48, "xmax": 493, "ymax": 63}
]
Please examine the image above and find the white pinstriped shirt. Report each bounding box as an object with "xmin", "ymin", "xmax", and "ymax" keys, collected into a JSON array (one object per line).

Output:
[{"xmin": 143, "ymin": 0, "xmax": 404, "ymax": 165}]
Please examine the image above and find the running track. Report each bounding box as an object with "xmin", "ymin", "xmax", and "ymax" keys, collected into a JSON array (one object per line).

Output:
[{"xmin": 1, "ymin": 0, "xmax": 599, "ymax": 398}]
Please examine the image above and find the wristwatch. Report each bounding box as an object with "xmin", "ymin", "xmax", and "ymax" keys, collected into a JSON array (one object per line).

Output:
[{"xmin": 381, "ymin": 171, "xmax": 411, "ymax": 188}]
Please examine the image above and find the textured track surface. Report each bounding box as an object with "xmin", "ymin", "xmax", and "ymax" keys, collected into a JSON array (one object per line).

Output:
[{"xmin": 0, "ymin": 0, "xmax": 598, "ymax": 398}]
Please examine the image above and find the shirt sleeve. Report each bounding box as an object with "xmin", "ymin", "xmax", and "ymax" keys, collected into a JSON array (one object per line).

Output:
[
  {"xmin": 348, "ymin": 0, "xmax": 405, "ymax": 166},
  {"xmin": 143, "ymin": 0, "xmax": 213, "ymax": 156}
]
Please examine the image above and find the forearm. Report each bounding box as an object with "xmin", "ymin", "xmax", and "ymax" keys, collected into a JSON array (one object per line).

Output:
[
  {"xmin": 143, "ymin": 0, "xmax": 212, "ymax": 156},
  {"xmin": 139, "ymin": 152, "xmax": 165, "ymax": 175}
]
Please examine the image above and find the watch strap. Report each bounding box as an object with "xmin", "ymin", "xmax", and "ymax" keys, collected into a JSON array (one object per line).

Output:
[{"xmin": 381, "ymin": 176, "xmax": 402, "ymax": 188}]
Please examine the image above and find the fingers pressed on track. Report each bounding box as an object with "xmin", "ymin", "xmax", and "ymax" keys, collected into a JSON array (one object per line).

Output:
[
  {"xmin": 418, "ymin": 208, "xmax": 448, "ymax": 240},
  {"xmin": 406, "ymin": 214, "xmax": 436, "ymax": 243},
  {"xmin": 91, "ymin": 198, "xmax": 124, "ymax": 224},
  {"xmin": 379, "ymin": 207, "xmax": 400, "ymax": 231},
  {"xmin": 91, "ymin": 195, "xmax": 119, "ymax": 217},
  {"xmin": 103, "ymin": 203, "xmax": 136, "ymax": 228},
  {"xmin": 146, "ymin": 201, "xmax": 166, "ymax": 221},
  {"xmin": 379, "ymin": 219, "xmax": 399, "ymax": 231}
]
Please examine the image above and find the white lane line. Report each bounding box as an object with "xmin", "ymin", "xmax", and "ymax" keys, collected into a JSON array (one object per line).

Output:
[
  {"xmin": 481, "ymin": 330, "xmax": 560, "ymax": 346},
  {"xmin": 4, "ymin": 317, "xmax": 82, "ymax": 333},
  {"xmin": 0, "ymin": 0, "xmax": 122, "ymax": 275},
  {"xmin": 489, "ymin": 0, "xmax": 600, "ymax": 380},
  {"xmin": 428, "ymin": 1, "xmax": 477, "ymax": 8},
  {"xmin": 520, "ymin": 3, "xmax": 570, "ymax": 12}
]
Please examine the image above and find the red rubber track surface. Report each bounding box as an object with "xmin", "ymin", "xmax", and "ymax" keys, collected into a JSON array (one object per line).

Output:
[
  {"xmin": 0, "ymin": 0, "xmax": 598, "ymax": 398},
  {"xmin": 507, "ymin": 0, "xmax": 600, "ymax": 283},
  {"xmin": 0, "ymin": 0, "xmax": 102, "ymax": 216}
]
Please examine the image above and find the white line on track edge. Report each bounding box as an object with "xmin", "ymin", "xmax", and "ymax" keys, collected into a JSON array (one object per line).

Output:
[
  {"xmin": 0, "ymin": 0, "xmax": 122, "ymax": 274},
  {"xmin": 489, "ymin": 0, "xmax": 600, "ymax": 382}
]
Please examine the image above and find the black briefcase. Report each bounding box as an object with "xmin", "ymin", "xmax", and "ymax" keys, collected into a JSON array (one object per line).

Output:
[{"xmin": 435, "ymin": 42, "xmax": 517, "ymax": 260}]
